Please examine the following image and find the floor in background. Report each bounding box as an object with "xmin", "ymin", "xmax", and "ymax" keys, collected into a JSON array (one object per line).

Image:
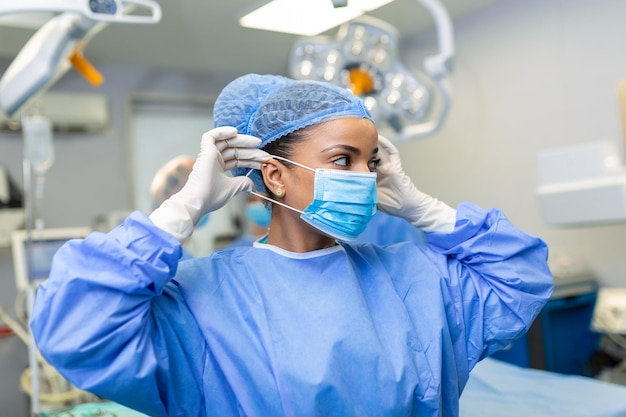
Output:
[{"xmin": 0, "ymin": 334, "xmax": 30, "ymax": 416}]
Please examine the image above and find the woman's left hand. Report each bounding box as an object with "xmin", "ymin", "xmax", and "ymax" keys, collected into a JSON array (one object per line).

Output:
[{"xmin": 376, "ymin": 135, "xmax": 456, "ymax": 233}]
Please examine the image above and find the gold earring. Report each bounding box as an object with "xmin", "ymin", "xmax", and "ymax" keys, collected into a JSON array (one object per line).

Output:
[{"xmin": 275, "ymin": 188, "xmax": 284, "ymax": 197}]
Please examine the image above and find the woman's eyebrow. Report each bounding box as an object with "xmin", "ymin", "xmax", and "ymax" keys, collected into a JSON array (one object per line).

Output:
[{"xmin": 320, "ymin": 144, "xmax": 361, "ymax": 155}]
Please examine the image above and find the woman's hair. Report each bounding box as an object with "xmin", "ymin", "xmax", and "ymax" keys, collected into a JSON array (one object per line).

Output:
[{"xmin": 260, "ymin": 127, "xmax": 312, "ymax": 200}]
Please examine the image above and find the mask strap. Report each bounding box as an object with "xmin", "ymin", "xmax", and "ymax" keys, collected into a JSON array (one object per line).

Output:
[
  {"xmin": 271, "ymin": 155, "xmax": 316, "ymax": 173},
  {"xmin": 245, "ymin": 169, "xmax": 304, "ymax": 215}
]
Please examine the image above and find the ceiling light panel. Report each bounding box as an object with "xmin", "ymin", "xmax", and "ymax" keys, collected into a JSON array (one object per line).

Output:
[{"xmin": 239, "ymin": 0, "xmax": 395, "ymax": 36}]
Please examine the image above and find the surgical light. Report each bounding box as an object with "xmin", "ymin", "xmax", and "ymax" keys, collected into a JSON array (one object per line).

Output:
[
  {"xmin": 0, "ymin": 0, "xmax": 162, "ymax": 25},
  {"xmin": 239, "ymin": 0, "xmax": 394, "ymax": 36},
  {"xmin": 0, "ymin": 13, "xmax": 55, "ymax": 29},
  {"xmin": 288, "ymin": 0, "xmax": 454, "ymax": 142},
  {"xmin": 0, "ymin": 0, "xmax": 162, "ymax": 117}
]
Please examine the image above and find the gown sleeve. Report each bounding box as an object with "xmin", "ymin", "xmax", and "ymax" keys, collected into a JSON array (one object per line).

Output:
[
  {"xmin": 425, "ymin": 202, "xmax": 554, "ymax": 366},
  {"xmin": 29, "ymin": 211, "xmax": 207, "ymax": 417}
]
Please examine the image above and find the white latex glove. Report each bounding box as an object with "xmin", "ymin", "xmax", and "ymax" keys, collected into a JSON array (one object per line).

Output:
[
  {"xmin": 376, "ymin": 135, "xmax": 456, "ymax": 233},
  {"xmin": 149, "ymin": 126, "xmax": 270, "ymax": 243}
]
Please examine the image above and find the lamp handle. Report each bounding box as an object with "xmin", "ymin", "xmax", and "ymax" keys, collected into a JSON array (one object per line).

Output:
[
  {"xmin": 418, "ymin": 0, "xmax": 454, "ymax": 78},
  {"xmin": 395, "ymin": 0, "xmax": 454, "ymax": 142}
]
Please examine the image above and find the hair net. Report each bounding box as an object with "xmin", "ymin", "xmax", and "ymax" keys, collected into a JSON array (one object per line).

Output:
[
  {"xmin": 149, "ymin": 155, "xmax": 195, "ymax": 209},
  {"xmin": 213, "ymin": 73, "xmax": 373, "ymax": 191}
]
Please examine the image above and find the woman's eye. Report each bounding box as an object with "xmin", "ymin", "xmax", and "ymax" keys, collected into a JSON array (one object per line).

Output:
[
  {"xmin": 368, "ymin": 158, "xmax": 381, "ymax": 171},
  {"xmin": 333, "ymin": 156, "xmax": 349, "ymax": 167}
]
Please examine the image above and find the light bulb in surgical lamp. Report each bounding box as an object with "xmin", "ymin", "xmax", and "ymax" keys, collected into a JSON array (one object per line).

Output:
[
  {"xmin": 352, "ymin": 25, "xmax": 367, "ymax": 40},
  {"xmin": 376, "ymin": 34, "xmax": 391, "ymax": 45},
  {"xmin": 299, "ymin": 60, "xmax": 314, "ymax": 77},
  {"xmin": 324, "ymin": 67, "xmax": 336, "ymax": 81},
  {"xmin": 391, "ymin": 74, "xmax": 404, "ymax": 88},
  {"xmin": 386, "ymin": 90, "xmax": 400, "ymax": 105},
  {"xmin": 363, "ymin": 96, "xmax": 378, "ymax": 112},
  {"xmin": 326, "ymin": 51, "xmax": 340, "ymax": 64},
  {"xmin": 368, "ymin": 47, "xmax": 387, "ymax": 65},
  {"xmin": 350, "ymin": 42, "xmax": 364, "ymax": 56},
  {"xmin": 408, "ymin": 101, "xmax": 422, "ymax": 115}
]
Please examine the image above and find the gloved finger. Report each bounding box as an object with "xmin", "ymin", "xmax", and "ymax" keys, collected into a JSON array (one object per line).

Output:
[
  {"xmin": 377, "ymin": 134, "xmax": 399, "ymax": 158},
  {"xmin": 192, "ymin": 139, "xmax": 225, "ymax": 172},
  {"xmin": 223, "ymin": 158, "xmax": 267, "ymax": 170},
  {"xmin": 205, "ymin": 126, "xmax": 238, "ymax": 141},
  {"xmin": 215, "ymin": 134, "xmax": 262, "ymax": 152},
  {"xmin": 221, "ymin": 148, "xmax": 270, "ymax": 166},
  {"xmin": 376, "ymin": 135, "xmax": 404, "ymax": 176},
  {"xmin": 224, "ymin": 174, "xmax": 255, "ymax": 195},
  {"xmin": 200, "ymin": 126, "xmax": 238, "ymax": 150},
  {"xmin": 223, "ymin": 159, "xmax": 267, "ymax": 170}
]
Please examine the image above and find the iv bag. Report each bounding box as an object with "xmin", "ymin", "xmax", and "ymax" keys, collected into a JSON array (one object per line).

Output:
[{"xmin": 22, "ymin": 115, "xmax": 54, "ymax": 174}]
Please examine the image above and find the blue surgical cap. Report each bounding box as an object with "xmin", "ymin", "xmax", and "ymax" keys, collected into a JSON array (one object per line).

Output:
[{"xmin": 213, "ymin": 74, "xmax": 373, "ymax": 191}]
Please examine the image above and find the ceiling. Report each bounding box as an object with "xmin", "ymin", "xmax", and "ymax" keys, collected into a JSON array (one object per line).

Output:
[{"xmin": 0, "ymin": 0, "xmax": 502, "ymax": 76}]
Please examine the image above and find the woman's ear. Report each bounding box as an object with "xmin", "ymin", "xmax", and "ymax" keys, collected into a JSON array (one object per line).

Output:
[{"xmin": 260, "ymin": 160, "xmax": 285, "ymax": 197}]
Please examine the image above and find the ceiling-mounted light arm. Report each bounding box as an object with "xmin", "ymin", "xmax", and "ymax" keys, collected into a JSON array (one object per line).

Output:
[
  {"xmin": 395, "ymin": 0, "xmax": 454, "ymax": 143},
  {"xmin": 0, "ymin": 13, "xmax": 100, "ymax": 117},
  {"xmin": 0, "ymin": 0, "xmax": 161, "ymax": 24},
  {"xmin": 418, "ymin": 0, "xmax": 454, "ymax": 79}
]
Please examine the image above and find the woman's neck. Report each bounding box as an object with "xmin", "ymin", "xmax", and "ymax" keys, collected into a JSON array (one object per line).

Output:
[{"xmin": 266, "ymin": 207, "xmax": 336, "ymax": 253}]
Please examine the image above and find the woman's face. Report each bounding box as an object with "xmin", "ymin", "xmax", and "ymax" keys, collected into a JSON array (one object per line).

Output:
[{"xmin": 281, "ymin": 118, "xmax": 379, "ymax": 212}]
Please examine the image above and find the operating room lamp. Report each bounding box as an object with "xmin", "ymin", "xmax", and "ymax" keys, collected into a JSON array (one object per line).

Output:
[
  {"xmin": 1, "ymin": 0, "xmax": 161, "ymax": 24},
  {"xmin": 288, "ymin": 0, "xmax": 454, "ymax": 142},
  {"xmin": 0, "ymin": 0, "xmax": 161, "ymax": 117}
]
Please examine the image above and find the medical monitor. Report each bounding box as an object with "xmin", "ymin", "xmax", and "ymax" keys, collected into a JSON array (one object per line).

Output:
[{"xmin": 11, "ymin": 227, "xmax": 91, "ymax": 292}]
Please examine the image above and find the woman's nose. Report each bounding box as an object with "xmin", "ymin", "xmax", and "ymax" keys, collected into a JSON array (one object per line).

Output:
[{"xmin": 354, "ymin": 160, "xmax": 372, "ymax": 172}]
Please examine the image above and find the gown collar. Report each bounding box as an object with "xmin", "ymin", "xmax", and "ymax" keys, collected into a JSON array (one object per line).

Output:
[{"xmin": 252, "ymin": 240, "xmax": 344, "ymax": 259}]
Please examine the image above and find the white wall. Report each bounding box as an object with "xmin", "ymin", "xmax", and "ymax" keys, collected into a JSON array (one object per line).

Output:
[{"xmin": 398, "ymin": 0, "xmax": 626, "ymax": 286}]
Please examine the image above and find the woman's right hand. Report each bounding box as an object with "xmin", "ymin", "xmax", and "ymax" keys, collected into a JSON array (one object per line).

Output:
[{"xmin": 149, "ymin": 126, "xmax": 270, "ymax": 243}]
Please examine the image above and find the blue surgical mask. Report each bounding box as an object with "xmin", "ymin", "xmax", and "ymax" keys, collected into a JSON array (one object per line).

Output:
[
  {"xmin": 249, "ymin": 156, "xmax": 378, "ymax": 241},
  {"xmin": 246, "ymin": 201, "xmax": 271, "ymax": 228}
]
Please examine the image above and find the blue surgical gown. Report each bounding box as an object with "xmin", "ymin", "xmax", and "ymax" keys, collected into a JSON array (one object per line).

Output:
[
  {"xmin": 354, "ymin": 210, "xmax": 425, "ymax": 245},
  {"xmin": 30, "ymin": 202, "xmax": 553, "ymax": 417}
]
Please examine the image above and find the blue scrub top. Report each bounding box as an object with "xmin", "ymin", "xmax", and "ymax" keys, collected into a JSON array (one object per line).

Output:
[
  {"xmin": 30, "ymin": 202, "xmax": 553, "ymax": 417},
  {"xmin": 354, "ymin": 210, "xmax": 425, "ymax": 246}
]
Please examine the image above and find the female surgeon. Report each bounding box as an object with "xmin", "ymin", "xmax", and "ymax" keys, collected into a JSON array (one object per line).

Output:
[{"xmin": 30, "ymin": 74, "xmax": 553, "ymax": 417}]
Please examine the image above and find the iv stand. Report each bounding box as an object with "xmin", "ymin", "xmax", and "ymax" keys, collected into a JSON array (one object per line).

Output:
[
  {"xmin": 22, "ymin": 158, "xmax": 40, "ymax": 417},
  {"xmin": 21, "ymin": 108, "xmax": 54, "ymax": 417}
]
